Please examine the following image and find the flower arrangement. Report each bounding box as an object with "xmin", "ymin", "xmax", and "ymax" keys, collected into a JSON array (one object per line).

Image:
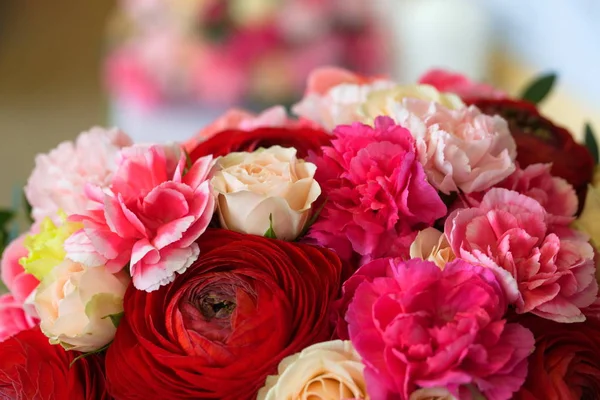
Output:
[
  {"xmin": 105, "ymin": 0, "xmax": 387, "ymax": 111},
  {"xmin": 1, "ymin": 66, "xmax": 600, "ymax": 399}
]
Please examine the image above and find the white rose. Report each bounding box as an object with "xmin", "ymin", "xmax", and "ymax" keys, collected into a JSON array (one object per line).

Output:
[
  {"xmin": 257, "ymin": 340, "xmax": 368, "ymax": 400},
  {"xmin": 211, "ymin": 146, "xmax": 321, "ymax": 241},
  {"xmin": 409, "ymin": 228, "xmax": 455, "ymax": 269},
  {"xmin": 35, "ymin": 260, "xmax": 130, "ymax": 352}
]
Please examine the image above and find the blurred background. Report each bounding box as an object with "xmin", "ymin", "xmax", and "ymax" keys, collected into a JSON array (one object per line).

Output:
[{"xmin": 1, "ymin": 0, "xmax": 599, "ymax": 207}]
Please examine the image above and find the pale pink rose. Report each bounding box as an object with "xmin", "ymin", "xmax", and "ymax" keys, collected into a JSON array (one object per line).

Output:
[
  {"xmin": 65, "ymin": 144, "xmax": 215, "ymax": 292},
  {"xmin": 344, "ymin": 258, "xmax": 534, "ymax": 400},
  {"xmin": 389, "ymin": 99, "xmax": 517, "ymax": 194},
  {"xmin": 25, "ymin": 127, "xmax": 133, "ymax": 222},
  {"xmin": 419, "ymin": 69, "xmax": 507, "ymax": 101},
  {"xmin": 0, "ymin": 294, "xmax": 37, "ymax": 343},
  {"xmin": 446, "ymin": 188, "xmax": 598, "ymax": 322},
  {"xmin": 1, "ymin": 235, "xmax": 39, "ymax": 304}
]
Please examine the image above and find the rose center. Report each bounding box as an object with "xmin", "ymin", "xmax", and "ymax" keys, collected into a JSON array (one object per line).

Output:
[{"xmin": 199, "ymin": 293, "xmax": 236, "ymax": 320}]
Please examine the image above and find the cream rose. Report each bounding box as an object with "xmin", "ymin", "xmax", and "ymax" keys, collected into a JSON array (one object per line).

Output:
[
  {"xmin": 409, "ymin": 387, "xmax": 457, "ymax": 400},
  {"xmin": 211, "ymin": 146, "xmax": 321, "ymax": 241},
  {"xmin": 410, "ymin": 228, "xmax": 455, "ymax": 269},
  {"xmin": 35, "ymin": 259, "xmax": 130, "ymax": 352},
  {"xmin": 257, "ymin": 340, "xmax": 368, "ymax": 400},
  {"xmin": 360, "ymin": 84, "xmax": 465, "ymax": 124}
]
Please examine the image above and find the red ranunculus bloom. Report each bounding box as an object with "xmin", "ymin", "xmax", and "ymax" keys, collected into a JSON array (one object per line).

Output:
[
  {"xmin": 514, "ymin": 315, "xmax": 600, "ymax": 399},
  {"xmin": 188, "ymin": 126, "xmax": 331, "ymax": 161},
  {"xmin": 472, "ymin": 98, "xmax": 595, "ymax": 207},
  {"xmin": 0, "ymin": 327, "xmax": 109, "ymax": 400},
  {"xmin": 105, "ymin": 229, "xmax": 345, "ymax": 400}
]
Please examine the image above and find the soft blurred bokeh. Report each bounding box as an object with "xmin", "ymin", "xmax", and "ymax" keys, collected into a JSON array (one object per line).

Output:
[{"xmin": 1, "ymin": 0, "xmax": 599, "ymax": 207}]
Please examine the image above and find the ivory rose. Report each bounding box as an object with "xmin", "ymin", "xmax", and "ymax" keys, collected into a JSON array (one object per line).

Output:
[
  {"xmin": 35, "ymin": 259, "xmax": 130, "ymax": 352},
  {"xmin": 212, "ymin": 146, "xmax": 321, "ymax": 241},
  {"xmin": 409, "ymin": 227, "xmax": 455, "ymax": 269},
  {"xmin": 257, "ymin": 340, "xmax": 368, "ymax": 400}
]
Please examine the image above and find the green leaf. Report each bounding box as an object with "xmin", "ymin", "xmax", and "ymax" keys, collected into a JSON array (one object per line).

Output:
[
  {"xmin": 0, "ymin": 209, "xmax": 14, "ymax": 226},
  {"xmin": 585, "ymin": 123, "xmax": 599, "ymax": 165},
  {"xmin": 520, "ymin": 72, "xmax": 557, "ymax": 104},
  {"xmin": 69, "ymin": 343, "xmax": 111, "ymax": 368},
  {"xmin": 264, "ymin": 214, "xmax": 277, "ymax": 239},
  {"xmin": 102, "ymin": 312, "xmax": 124, "ymax": 328},
  {"xmin": 298, "ymin": 198, "xmax": 328, "ymax": 239}
]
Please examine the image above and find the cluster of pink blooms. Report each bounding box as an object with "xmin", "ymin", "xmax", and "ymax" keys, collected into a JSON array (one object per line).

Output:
[
  {"xmin": 1, "ymin": 66, "xmax": 599, "ymax": 399},
  {"xmin": 105, "ymin": 0, "xmax": 387, "ymax": 110}
]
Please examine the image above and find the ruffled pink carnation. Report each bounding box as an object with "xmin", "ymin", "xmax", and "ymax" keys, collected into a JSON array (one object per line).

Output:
[
  {"xmin": 446, "ymin": 188, "xmax": 598, "ymax": 323},
  {"xmin": 344, "ymin": 257, "xmax": 534, "ymax": 400},
  {"xmin": 1, "ymin": 235, "xmax": 39, "ymax": 305},
  {"xmin": 391, "ymin": 99, "xmax": 517, "ymax": 194},
  {"xmin": 25, "ymin": 127, "xmax": 133, "ymax": 222},
  {"xmin": 418, "ymin": 69, "xmax": 507, "ymax": 101},
  {"xmin": 65, "ymin": 144, "xmax": 215, "ymax": 292},
  {"xmin": 0, "ymin": 294, "xmax": 37, "ymax": 343},
  {"xmin": 307, "ymin": 116, "xmax": 446, "ymax": 265}
]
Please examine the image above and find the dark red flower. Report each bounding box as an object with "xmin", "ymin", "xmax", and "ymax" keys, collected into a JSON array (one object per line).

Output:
[
  {"xmin": 472, "ymin": 98, "xmax": 594, "ymax": 207},
  {"xmin": 188, "ymin": 126, "xmax": 331, "ymax": 161},
  {"xmin": 0, "ymin": 327, "xmax": 109, "ymax": 400},
  {"xmin": 105, "ymin": 229, "xmax": 345, "ymax": 400}
]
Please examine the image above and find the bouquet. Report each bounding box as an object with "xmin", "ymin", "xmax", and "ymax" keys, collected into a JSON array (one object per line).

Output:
[
  {"xmin": 1, "ymin": 66, "xmax": 600, "ymax": 399},
  {"xmin": 104, "ymin": 0, "xmax": 387, "ymax": 111}
]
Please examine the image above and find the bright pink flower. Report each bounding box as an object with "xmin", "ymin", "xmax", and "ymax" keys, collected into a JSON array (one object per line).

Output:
[
  {"xmin": 446, "ymin": 188, "xmax": 598, "ymax": 323},
  {"xmin": 419, "ymin": 69, "xmax": 506, "ymax": 101},
  {"xmin": 0, "ymin": 294, "xmax": 37, "ymax": 343},
  {"xmin": 65, "ymin": 144, "xmax": 215, "ymax": 292},
  {"xmin": 345, "ymin": 258, "xmax": 534, "ymax": 400},
  {"xmin": 307, "ymin": 116, "xmax": 446, "ymax": 265},
  {"xmin": 1, "ymin": 235, "xmax": 39, "ymax": 305},
  {"xmin": 25, "ymin": 127, "xmax": 133, "ymax": 222}
]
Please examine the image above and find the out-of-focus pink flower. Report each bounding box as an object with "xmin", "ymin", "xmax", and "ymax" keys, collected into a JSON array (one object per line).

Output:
[
  {"xmin": 303, "ymin": 66, "xmax": 382, "ymax": 95},
  {"xmin": 65, "ymin": 144, "xmax": 215, "ymax": 292},
  {"xmin": 344, "ymin": 258, "xmax": 534, "ymax": 400},
  {"xmin": 0, "ymin": 294, "xmax": 37, "ymax": 343},
  {"xmin": 1, "ymin": 235, "xmax": 39, "ymax": 305},
  {"xmin": 419, "ymin": 69, "xmax": 507, "ymax": 101},
  {"xmin": 307, "ymin": 116, "xmax": 446, "ymax": 266},
  {"xmin": 25, "ymin": 127, "xmax": 133, "ymax": 223},
  {"xmin": 390, "ymin": 99, "xmax": 517, "ymax": 194},
  {"xmin": 446, "ymin": 188, "xmax": 598, "ymax": 323}
]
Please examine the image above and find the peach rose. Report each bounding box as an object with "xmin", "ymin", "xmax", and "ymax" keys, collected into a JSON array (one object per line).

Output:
[
  {"xmin": 257, "ymin": 340, "xmax": 368, "ymax": 400},
  {"xmin": 35, "ymin": 260, "xmax": 130, "ymax": 352},
  {"xmin": 211, "ymin": 146, "xmax": 321, "ymax": 241},
  {"xmin": 409, "ymin": 228, "xmax": 455, "ymax": 269}
]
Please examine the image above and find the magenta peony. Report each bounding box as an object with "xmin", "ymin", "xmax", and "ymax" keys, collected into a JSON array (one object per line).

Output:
[
  {"xmin": 446, "ymin": 188, "xmax": 598, "ymax": 323},
  {"xmin": 65, "ymin": 144, "xmax": 215, "ymax": 292},
  {"xmin": 307, "ymin": 116, "xmax": 446, "ymax": 265},
  {"xmin": 25, "ymin": 127, "xmax": 133, "ymax": 222},
  {"xmin": 344, "ymin": 258, "xmax": 534, "ymax": 400}
]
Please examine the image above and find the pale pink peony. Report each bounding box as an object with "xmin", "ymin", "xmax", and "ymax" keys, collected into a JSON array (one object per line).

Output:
[
  {"xmin": 344, "ymin": 258, "xmax": 534, "ymax": 400},
  {"xmin": 65, "ymin": 144, "xmax": 215, "ymax": 292},
  {"xmin": 1, "ymin": 234, "xmax": 39, "ymax": 305},
  {"xmin": 445, "ymin": 188, "xmax": 598, "ymax": 323},
  {"xmin": 307, "ymin": 116, "xmax": 446, "ymax": 266},
  {"xmin": 388, "ymin": 99, "xmax": 517, "ymax": 194},
  {"xmin": 0, "ymin": 294, "xmax": 37, "ymax": 343},
  {"xmin": 25, "ymin": 127, "xmax": 133, "ymax": 222},
  {"xmin": 418, "ymin": 69, "xmax": 507, "ymax": 101}
]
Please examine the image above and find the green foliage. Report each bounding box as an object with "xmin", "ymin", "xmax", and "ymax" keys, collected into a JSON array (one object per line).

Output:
[
  {"xmin": 264, "ymin": 214, "xmax": 277, "ymax": 239},
  {"xmin": 520, "ymin": 72, "xmax": 557, "ymax": 104},
  {"xmin": 585, "ymin": 123, "xmax": 599, "ymax": 165}
]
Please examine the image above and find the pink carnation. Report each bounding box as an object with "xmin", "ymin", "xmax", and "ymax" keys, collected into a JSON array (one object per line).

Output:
[
  {"xmin": 25, "ymin": 127, "xmax": 133, "ymax": 222},
  {"xmin": 307, "ymin": 116, "xmax": 446, "ymax": 265},
  {"xmin": 0, "ymin": 294, "xmax": 37, "ymax": 343},
  {"xmin": 391, "ymin": 99, "xmax": 517, "ymax": 194},
  {"xmin": 65, "ymin": 144, "xmax": 215, "ymax": 292},
  {"xmin": 1, "ymin": 235, "xmax": 39, "ymax": 305},
  {"xmin": 344, "ymin": 258, "xmax": 534, "ymax": 400},
  {"xmin": 419, "ymin": 69, "xmax": 507, "ymax": 101},
  {"xmin": 446, "ymin": 188, "xmax": 598, "ymax": 323}
]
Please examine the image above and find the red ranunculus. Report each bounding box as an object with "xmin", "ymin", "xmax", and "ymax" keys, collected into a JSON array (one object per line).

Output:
[
  {"xmin": 188, "ymin": 126, "xmax": 331, "ymax": 161},
  {"xmin": 105, "ymin": 229, "xmax": 345, "ymax": 400},
  {"xmin": 472, "ymin": 98, "xmax": 595, "ymax": 207},
  {"xmin": 0, "ymin": 327, "xmax": 109, "ymax": 400},
  {"xmin": 514, "ymin": 315, "xmax": 600, "ymax": 399}
]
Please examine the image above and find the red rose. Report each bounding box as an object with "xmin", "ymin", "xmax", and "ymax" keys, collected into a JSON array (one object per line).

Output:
[
  {"xmin": 105, "ymin": 229, "xmax": 345, "ymax": 400},
  {"xmin": 188, "ymin": 126, "xmax": 331, "ymax": 161},
  {"xmin": 0, "ymin": 327, "xmax": 109, "ymax": 400},
  {"xmin": 472, "ymin": 98, "xmax": 594, "ymax": 206},
  {"xmin": 514, "ymin": 316, "xmax": 600, "ymax": 399}
]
